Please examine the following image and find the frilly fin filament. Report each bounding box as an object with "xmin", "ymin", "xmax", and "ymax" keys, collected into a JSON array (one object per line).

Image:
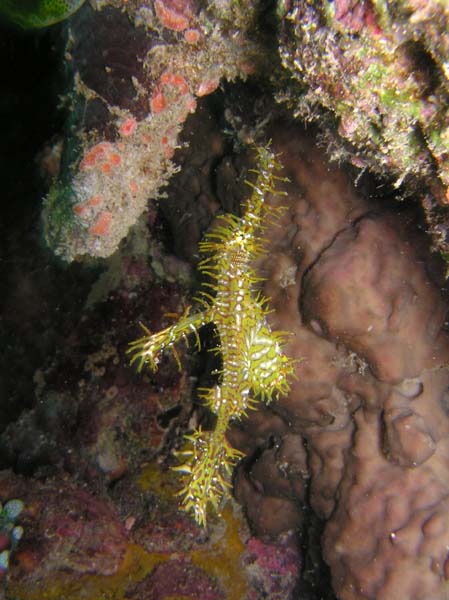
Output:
[{"xmin": 128, "ymin": 145, "xmax": 297, "ymax": 526}]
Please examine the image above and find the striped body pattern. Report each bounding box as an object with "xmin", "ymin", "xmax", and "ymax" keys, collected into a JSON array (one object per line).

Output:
[{"xmin": 129, "ymin": 146, "xmax": 296, "ymax": 526}]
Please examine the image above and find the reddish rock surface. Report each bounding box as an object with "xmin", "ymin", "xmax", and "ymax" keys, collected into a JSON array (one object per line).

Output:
[
  {"xmin": 2, "ymin": 65, "xmax": 449, "ymax": 597},
  {"xmin": 0, "ymin": 471, "xmax": 128, "ymax": 579},
  {"xmin": 230, "ymin": 124, "xmax": 449, "ymax": 599}
]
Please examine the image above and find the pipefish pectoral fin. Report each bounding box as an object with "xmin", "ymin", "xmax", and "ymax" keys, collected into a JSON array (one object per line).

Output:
[{"xmin": 0, "ymin": 0, "xmax": 87, "ymax": 28}]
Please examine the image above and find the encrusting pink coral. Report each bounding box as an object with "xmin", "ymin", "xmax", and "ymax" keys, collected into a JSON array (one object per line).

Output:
[
  {"xmin": 150, "ymin": 90, "xmax": 167, "ymax": 114},
  {"xmin": 154, "ymin": 0, "xmax": 195, "ymax": 32},
  {"xmin": 119, "ymin": 117, "xmax": 137, "ymax": 137},
  {"xmin": 184, "ymin": 28, "xmax": 201, "ymax": 44},
  {"xmin": 43, "ymin": 1, "xmax": 265, "ymax": 261},
  {"xmin": 196, "ymin": 79, "xmax": 220, "ymax": 97}
]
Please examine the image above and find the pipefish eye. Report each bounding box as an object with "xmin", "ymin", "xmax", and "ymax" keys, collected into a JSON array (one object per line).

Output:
[{"xmin": 0, "ymin": 0, "xmax": 87, "ymax": 28}]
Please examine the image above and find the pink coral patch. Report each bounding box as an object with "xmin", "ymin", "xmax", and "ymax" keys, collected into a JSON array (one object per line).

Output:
[
  {"xmin": 163, "ymin": 145, "xmax": 175, "ymax": 159},
  {"xmin": 80, "ymin": 142, "xmax": 113, "ymax": 170},
  {"xmin": 119, "ymin": 117, "xmax": 137, "ymax": 137},
  {"xmin": 154, "ymin": 0, "xmax": 192, "ymax": 31},
  {"xmin": 151, "ymin": 89, "xmax": 167, "ymax": 113},
  {"xmin": 88, "ymin": 194, "xmax": 103, "ymax": 207},
  {"xmin": 161, "ymin": 71, "xmax": 189, "ymax": 95},
  {"xmin": 178, "ymin": 95, "xmax": 197, "ymax": 122},
  {"xmin": 80, "ymin": 143, "xmax": 122, "ymax": 174},
  {"xmin": 151, "ymin": 72, "xmax": 190, "ymax": 114},
  {"xmin": 109, "ymin": 153, "xmax": 122, "ymax": 166},
  {"xmin": 186, "ymin": 96, "xmax": 197, "ymax": 113},
  {"xmin": 73, "ymin": 195, "xmax": 103, "ymax": 216},
  {"xmin": 184, "ymin": 28, "xmax": 201, "ymax": 44},
  {"xmin": 196, "ymin": 78, "xmax": 219, "ymax": 97}
]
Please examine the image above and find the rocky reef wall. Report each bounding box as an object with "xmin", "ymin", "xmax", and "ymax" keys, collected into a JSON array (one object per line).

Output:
[{"xmin": 2, "ymin": 2, "xmax": 449, "ymax": 599}]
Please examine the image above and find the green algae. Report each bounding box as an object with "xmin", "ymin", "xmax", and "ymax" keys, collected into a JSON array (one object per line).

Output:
[{"xmin": 0, "ymin": 0, "xmax": 86, "ymax": 28}]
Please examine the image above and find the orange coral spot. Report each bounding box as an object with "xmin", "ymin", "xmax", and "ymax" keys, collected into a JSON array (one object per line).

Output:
[
  {"xmin": 178, "ymin": 95, "xmax": 196, "ymax": 122},
  {"xmin": 91, "ymin": 143, "xmax": 112, "ymax": 159},
  {"xmin": 186, "ymin": 96, "xmax": 197, "ymax": 113},
  {"xmin": 97, "ymin": 142, "xmax": 113, "ymax": 152},
  {"xmin": 101, "ymin": 162, "xmax": 112, "ymax": 174},
  {"xmin": 161, "ymin": 71, "xmax": 189, "ymax": 95},
  {"xmin": 90, "ymin": 211, "xmax": 112, "ymax": 237},
  {"xmin": 172, "ymin": 73, "xmax": 189, "ymax": 94},
  {"xmin": 80, "ymin": 142, "xmax": 113, "ymax": 170},
  {"xmin": 151, "ymin": 89, "xmax": 167, "ymax": 113},
  {"xmin": 80, "ymin": 157, "xmax": 94, "ymax": 171},
  {"xmin": 87, "ymin": 194, "xmax": 102, "ymax": 207},
  {"xmin": 74, "ymin": 195, "xmax": 102, "ymax": 216},
  {"xmin": 161, "ymin": 136, "xmax": 169, "ymax": 145},
  {"xmin": 117, "ymin": 142, "xmax": 125, "ymax": 151},
  {"xmin": 109, "ymin": 153, "xmax": 121, "ymax": 166},
  {"xmin": 196, "ymin": 78, "xmax": 219, "ymax": 97},
  {"xmin": 178, "ymin": 96, "xmax": 197, "ymax": 122},
  {"xmin": 184, "ymin": 28, "xmax": 200, "ymax": 44},
  {"xmin": 160, "ymin": 71, "xmax": 173, "ymax": 85},
  {"xmin": 119, "ymin": 117, "xmax": 137, "ymax": 137},
  {"xmin": 73, "ymin": 202, "xmax": 88, "ymax": 216},
  {"xmin": 154, "ymin": 0, "xmax": 190, "ymax": 31},
  {"xmin": 129, "ymin": 180, "xmax": 139, "ymax": 194},
  {"xmin": 163, "ymin": 144, "xmax": 175, "ymax": 159}
]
